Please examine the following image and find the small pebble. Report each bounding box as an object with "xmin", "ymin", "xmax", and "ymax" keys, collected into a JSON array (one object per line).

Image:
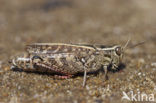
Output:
[
  {"xmin": 154, "ymin": 86, "xmax": 156, "ymax": 91},
  {"xmin": 138, "ymin": 58, "xmax": 145, "ymax": 64},
  {"xmin": 138, "ymin": 72, "xmax": 141, "ymax": 76},
  {"xmin": 137, "ymin": 58, "xmax": 145, "ymax": 68},
  {"xmin": 152, "ymin": 68, "xmax": 156, "ymax": 71},
  {"xmin": 151, "ymin": 62, "xmax": 156, "ymax": 67},
  {"xmin": 0, "ymin": 61, "xmax": 2, "ymax": 68}
]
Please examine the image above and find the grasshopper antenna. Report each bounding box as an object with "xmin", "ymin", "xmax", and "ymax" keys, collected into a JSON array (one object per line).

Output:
[
  {"xmin": 123, "ymin": 37, "xmax": 131, "ymax": 50},
  {"xmin": 128, "ymin": 41, "xmax": 146, "ymax": 49}
]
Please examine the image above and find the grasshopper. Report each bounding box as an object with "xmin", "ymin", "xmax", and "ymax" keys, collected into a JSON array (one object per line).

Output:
[{"xmin": 9, "ymin": 41, "xmax": 131, "ymax": 86}]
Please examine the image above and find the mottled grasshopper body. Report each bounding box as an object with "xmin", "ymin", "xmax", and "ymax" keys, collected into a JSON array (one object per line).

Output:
[{"xmin": 10, "ymin": 43, "xmax": 124, "ymax": 86}]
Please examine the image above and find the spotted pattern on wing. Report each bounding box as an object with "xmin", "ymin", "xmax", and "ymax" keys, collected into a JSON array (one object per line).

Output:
[{"xmin": 26, "ymin": 43, "xmax": 99, "ymax": 74}]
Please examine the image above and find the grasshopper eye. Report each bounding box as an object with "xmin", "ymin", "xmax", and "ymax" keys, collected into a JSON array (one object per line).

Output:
[{"xmin": 115, "ymin": 47, "xmax": 122, "ymax": 56}]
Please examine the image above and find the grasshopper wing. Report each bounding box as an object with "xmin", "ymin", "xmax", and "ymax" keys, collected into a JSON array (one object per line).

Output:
[{"xmin": 26, "ymin": 43, "xmax": 97, "ymax": 74}]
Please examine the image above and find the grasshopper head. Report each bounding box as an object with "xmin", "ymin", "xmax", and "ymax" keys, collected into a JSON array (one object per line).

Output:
[
  {"xmin": 111, "ymin": 45, "xmax": 124, "ymax": 69},
  {"xmin": 111, "ymin": 38, "xmax": 131, "ymax": 70}
]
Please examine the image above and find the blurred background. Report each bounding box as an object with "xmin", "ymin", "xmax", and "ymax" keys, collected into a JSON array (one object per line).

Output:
[
  {"xmin": 0, "ymin": 0, "xmax": 155, "ymax": 57},
  {"xmin": 0, "ymin": 0, "xmax": 155, "ymax": 103}
]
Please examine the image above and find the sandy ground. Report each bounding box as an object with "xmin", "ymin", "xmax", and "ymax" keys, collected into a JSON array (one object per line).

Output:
[{"xmin": 0, "ymin": 0, "xmax": 156, "ymax": 103}]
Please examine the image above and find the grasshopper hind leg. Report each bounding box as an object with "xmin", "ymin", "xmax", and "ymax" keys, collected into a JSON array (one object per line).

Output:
[{"xmin": 54, "ymin": 74, "xmax": 73, "ymax": 79}]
